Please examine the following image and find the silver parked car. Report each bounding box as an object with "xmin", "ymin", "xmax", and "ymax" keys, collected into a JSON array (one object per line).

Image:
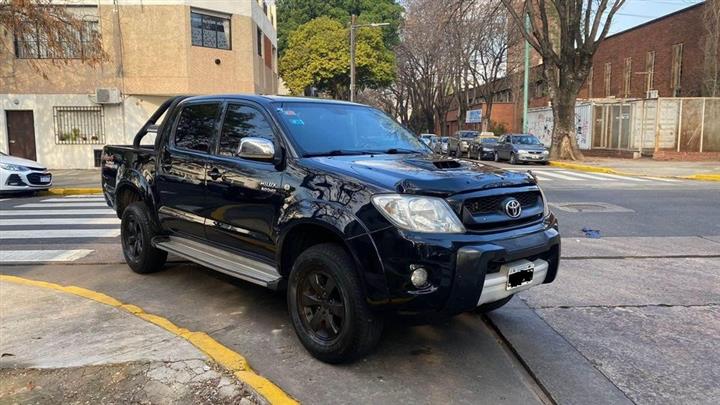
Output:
[{"xmin": 448, "ymin": 130, "xmax": 479, "ymax": 157}]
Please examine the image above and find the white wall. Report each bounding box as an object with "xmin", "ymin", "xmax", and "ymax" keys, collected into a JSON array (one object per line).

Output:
[
  {"xmin": 526, "ymin": 103, "xmax": 592, "ymax": 150},
  {"xmin": 1, "ymin": 94, "xmax": 166, "ymax": 169}
]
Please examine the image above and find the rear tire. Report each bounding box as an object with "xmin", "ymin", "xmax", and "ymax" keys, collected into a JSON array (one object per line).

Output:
[
  {"xmin": 475, "ymin": 295, "xmax": 513, "ymax": 313},
  {"xmin": 121, "ymin": 202, "xmax": 167, "ymax": 274},
  {"xmin": 288, "ymin": 243, "xmax": 383, "ymax": 363}
]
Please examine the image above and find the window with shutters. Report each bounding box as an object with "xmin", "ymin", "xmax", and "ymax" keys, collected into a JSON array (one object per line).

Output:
[
  {"xmin": 604, "ymin": 63, "xmax": 612, "ymax": 97},
  {"xmin": 191, "ymin": 11, "xmax": 231, "ymax": 50},
  {"xmin": 671, "ymin": 43, "xmax": 683, "ymax": 96},
  {"xmin": 645, "ymin": 51, "xmax": 655, "ymax": 92},
  {"xmin": 623, "ymin": 57, "xmax": 632, "ymax": 98}
]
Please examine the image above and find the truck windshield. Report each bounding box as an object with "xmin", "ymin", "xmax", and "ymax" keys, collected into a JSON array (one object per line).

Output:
[{"xmin": 273, "ymin": 102, "xmax": 428, "ymax": 157}]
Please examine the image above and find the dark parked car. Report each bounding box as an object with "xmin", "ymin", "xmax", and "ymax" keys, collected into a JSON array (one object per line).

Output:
[
  {"xmin": 469, "ymin": 136, "xmax": 499, "ymax": 160},
  {"xmin": 102, "ymin": 95, "xmax": 560, "ymax": 363},
  {"xmin": 493, "ymin": 134, "xmax": 550, "ymax": 164}
]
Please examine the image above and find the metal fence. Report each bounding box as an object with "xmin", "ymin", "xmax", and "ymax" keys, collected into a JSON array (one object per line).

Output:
[
  {"xmin": 590, "ymin": 98, "xmax": 720, "ymax": 153},
  {"xmin": 53, "ymin": 106, "xmax": 105, "ymax": 145}
]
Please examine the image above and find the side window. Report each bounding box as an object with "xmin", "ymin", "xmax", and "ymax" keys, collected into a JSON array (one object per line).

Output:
[
  {"xmin": 218, "ymin": 104, "xmax": 275, "ymax": 157},
  {"xmin": 174, "ymin": 103, "xmax": 220, "ymax": 153}
]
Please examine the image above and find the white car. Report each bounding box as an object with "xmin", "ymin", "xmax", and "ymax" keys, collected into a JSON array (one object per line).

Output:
[{"xmin": 0, "ymin": 152, "xmax": 52, "ymax": 194}]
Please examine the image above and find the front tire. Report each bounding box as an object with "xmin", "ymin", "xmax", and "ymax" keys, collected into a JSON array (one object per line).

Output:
[
  {"xmin": 121, "ymin": 202, "xmax": 167, "ymax": 274},
  {"xmin": 288, "ymin": 243, "xmax": 383, "ymax": 363},
  {"xmin": 510, "ymin": 153, "xmax": 518, "ymax": 165},
  {"xmin": 494, "ymin": 152, "xmax": 500, "ymax": 162}
]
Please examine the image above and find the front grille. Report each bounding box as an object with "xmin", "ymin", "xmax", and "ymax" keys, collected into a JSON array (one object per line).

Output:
[
  {"xmin": 465, "ymin": 191, "xmax": 541, "ymax": 215},
  {"xmin": 27, "ymin": 172, "xmax": 51, "ymax": 185}
]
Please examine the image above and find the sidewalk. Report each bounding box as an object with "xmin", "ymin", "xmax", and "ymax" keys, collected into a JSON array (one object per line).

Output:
[
  {"xmin": 50, "ymin": 169, "xmax": 101, "ymax": 189},
  {"xmin": 551, "ymin": 157, "xmax": 720, "ymax": 179},
  {"xmin": 0, "ymin": 278, "xmax": 265, "ymax": 404}
]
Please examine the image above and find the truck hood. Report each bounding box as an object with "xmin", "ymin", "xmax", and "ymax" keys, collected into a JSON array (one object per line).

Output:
[{"xmin": 302, "ymin": 154, "xmax": 535, "ymax": 196}]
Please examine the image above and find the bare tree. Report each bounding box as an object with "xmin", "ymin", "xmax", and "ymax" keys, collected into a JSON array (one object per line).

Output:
[
  {"xmin": 501, "ymin": 0, "xmax": 626, "ymax": 160},
  {"xmin": 703, "ymin": 0, "xmax": 719, "ymax": 96},
  {"xmin": 0, "ymin": 0, "xmax": 105, "ymax": 76},
  {"xmin": 464, "ymin": 0, "xmax": 521, "ymax": 131}
]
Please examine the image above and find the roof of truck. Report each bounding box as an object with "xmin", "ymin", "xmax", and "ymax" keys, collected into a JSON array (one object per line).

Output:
[{"xmin": 181, "ymin": 94, "xmax": 363, "ymax": 106}]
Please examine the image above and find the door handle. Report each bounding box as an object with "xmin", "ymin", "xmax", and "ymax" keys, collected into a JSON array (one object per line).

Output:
[
  {"xmin": 9, "ymin": 140, "xmax": 16, "ymax": 144},
  {"xmin": 207, "ymin": 167, "xmax": 222, "ymax": 181}
]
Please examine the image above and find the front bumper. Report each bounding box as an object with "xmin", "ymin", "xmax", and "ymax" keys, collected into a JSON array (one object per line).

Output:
[
  {"xmin": 517, "ymin": 153, "xmax": 549, "ymax": 162},
  {"xmin": 0, "ymin": 170, "xmax": 52, "ymax": 192},
  {"xmin": 370, "ymin": 217, "xmax": 560, "ymax": 314}
]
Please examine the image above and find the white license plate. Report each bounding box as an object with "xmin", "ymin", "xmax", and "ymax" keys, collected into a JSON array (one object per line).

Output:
[
  {"xmin": 506, "ymin": 261, "xmax": 534, "ymax": 290},
  {"xmin": 40, "ymin": 175, "xmax": 51, "ymax": 182}
]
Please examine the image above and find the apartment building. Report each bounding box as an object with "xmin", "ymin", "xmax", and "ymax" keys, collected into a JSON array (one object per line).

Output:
[{"xmin": 0, "ymin": 0, "xmax": 279, "ymax": 169}]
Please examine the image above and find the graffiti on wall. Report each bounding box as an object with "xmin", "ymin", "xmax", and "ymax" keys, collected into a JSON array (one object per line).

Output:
[{"xmin": 526, "ymin": 105, "xmax": 591, "ymax": 150}]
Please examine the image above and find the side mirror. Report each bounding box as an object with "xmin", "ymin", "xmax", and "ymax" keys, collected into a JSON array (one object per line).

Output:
[{"xmin": 237, "ymin": 137, "xmax": 275, "ymax": 161}]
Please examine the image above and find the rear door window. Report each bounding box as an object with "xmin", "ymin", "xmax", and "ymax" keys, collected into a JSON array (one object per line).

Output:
[
  {"xmin": 173, "ymin": 103, "xmax": 221, "ymax": 153},
  {"xmin": 218, "ymin": 104, "xmax": 275, "ymax": 157}
]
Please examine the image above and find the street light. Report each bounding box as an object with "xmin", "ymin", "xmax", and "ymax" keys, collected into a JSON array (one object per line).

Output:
[{"xmin": 349, "ymin": 14, "xmax": 389, "ymax": 102}]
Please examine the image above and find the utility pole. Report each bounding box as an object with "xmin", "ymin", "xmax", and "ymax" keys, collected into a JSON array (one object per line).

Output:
[
  {"xmin": 350, "ymin": 14, "xmax": 357, "ymax": 102},
  {"xmin": 522, "ymin": 13, "xmax": 530, "ymax": 133},
  {"xmin": 349, "ymin": 16, "xmax": 389, "ymax": 102}
]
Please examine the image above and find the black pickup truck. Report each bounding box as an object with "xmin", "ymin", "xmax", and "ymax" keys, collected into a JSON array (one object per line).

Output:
[{"xmin": 102, "ymin": 95, "xmax": 560, "ymax": 363}]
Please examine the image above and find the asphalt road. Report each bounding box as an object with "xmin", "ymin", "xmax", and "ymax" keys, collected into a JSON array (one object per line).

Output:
[{"xmin": 1, "ymin": 168, "xmax": 719, "ymax": 404}]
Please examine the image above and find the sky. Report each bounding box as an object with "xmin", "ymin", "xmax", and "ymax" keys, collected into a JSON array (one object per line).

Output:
[{"xmin": 608, "ymin": 0, "xmax": 705, "ymax": 34}]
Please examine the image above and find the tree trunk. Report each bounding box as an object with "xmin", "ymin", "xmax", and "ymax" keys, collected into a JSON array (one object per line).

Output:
[
  {"xmin": 484, "ymin": 100, "xmax": 494, "ymax": 132},
  {"xmin": 550, "ymin": 89, "xmax": 584, "ymax": 160}
]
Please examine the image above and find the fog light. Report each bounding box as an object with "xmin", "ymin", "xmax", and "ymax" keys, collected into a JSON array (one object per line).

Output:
[{"xmin": 410, "ymin": 267, "xmax": 428, "ymax": 288}]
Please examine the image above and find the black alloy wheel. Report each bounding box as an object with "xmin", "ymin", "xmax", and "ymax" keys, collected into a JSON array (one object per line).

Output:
[
  {"xmin": 120, "ymin": 202, "xmax": 167, "ymax": 274},
  {"xmin": 122, "ymin": 215, "xmax": 143, "ymax": 262},
  {"xmin": 297, "ymin": 270, "xmax": 347, "ymax": 344}
]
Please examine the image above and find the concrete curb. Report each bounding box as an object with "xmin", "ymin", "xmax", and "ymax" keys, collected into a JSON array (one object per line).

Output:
[
  {"xmin": 0, "ymin": 275, "xmax": 298, "ymax": 405},
  {"xmin": 549, "ymin": 161, "xmax": 720, "ymax": 182},
  {"xmin": 41, "ymin": 187, "xmax": 103, "ymax": 196}
]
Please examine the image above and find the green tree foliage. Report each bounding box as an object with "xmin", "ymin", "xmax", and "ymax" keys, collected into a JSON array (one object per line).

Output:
[
  {"xmin": 276, "ymin": 0, "xmax": 403, "ymax": 55},
  {"xmin": 280, "ymin": 17, "xmax": 395, "ymax": 99}
]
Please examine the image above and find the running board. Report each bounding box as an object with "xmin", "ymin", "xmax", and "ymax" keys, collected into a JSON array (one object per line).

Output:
[{"xmin": 153, "ymin": 236, "xmax": 281, "ymax": 289}]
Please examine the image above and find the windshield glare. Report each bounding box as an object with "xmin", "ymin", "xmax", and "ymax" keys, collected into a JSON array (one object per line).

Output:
[
  {"xmin": 274, "ymin": 103, "xmax": 428, "ymax": 156},
  {"xmin": 513, "ymin": 135, "xmax": 542, "ymax": 145},
  {"xmin": 460, "ymin": 132, "xmax": 478, "ymax": 139}
]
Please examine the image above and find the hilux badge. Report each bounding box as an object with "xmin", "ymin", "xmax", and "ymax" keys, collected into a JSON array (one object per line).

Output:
[{"xmin": 505, "ymin": 199, "xmax": 522, "ymax": 218}]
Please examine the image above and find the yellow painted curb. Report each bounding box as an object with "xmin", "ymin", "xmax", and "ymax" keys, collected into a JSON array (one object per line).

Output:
[
  {"xmin": 684, "ymin": 174, "xmax": 720, "ymax": 182},
  {"xmin": 41, "ymin": 187, "xmax": 103, "ymax": 196},
  {"xmin": 548, "ymin": 161, "xmax": 618, "ymax": 174},
  {"xmin": 0, "ymin": 275, "xmax": 298, "ymax": 405}
]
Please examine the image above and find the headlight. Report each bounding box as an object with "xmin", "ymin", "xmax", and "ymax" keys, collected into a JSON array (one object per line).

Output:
[
  {"xmin": 372, "ymin": 194, "xmax": 465, "ymax": 233},
  {"xmin": 539, "ymin": 187, "xmax": 551, "ymax": 218},
  {"xmin": 518, "ymin": 149, "xmax": 529, "ymax": 154},
  {"xmin": 461, "ymin": 141, "xmax": 468, "ymax": 146},
  {"xmin": 0, "ymin": 163, "xmax": 29, "ymax": 172},
  {"xmin": 542, "ymin": 150, "xmax": 549, "ymax": 154}
]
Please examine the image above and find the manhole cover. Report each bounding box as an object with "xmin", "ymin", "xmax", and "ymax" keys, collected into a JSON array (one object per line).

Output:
[{"xmin": 550, "ymin": 202, "xmax": 634, "ymax": 213}]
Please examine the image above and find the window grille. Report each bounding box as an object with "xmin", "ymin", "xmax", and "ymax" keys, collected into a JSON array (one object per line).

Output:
[{"xmin": 54, "ymin": 106, "xmax": 105, "ymax": 144}]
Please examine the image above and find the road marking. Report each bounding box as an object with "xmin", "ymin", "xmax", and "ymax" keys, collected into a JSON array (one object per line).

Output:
[
  {"xmin": 0, "ymin": 249, "xmax": 93, "ymax": 262},
  {"xmin": 535, "ymin": 171, "xmax": 583, "ymax": 181},
  {"xmin": 18, "ymin": 202, "xmax": 108, "ymax": 208},
  {"xmin": 643, "ymin": 176, "xmax": 680, "ymax": 182},
  {"xmin": 554, "ymin": 171, "xmax": 619, "ymax": 181},
  {"xmin": 63, "ymin": 194, "xmax": 102, "ymax": 198},
  {"xmin": 0, "ymin": 217, "xmax": 120, "ymax": 226},
  {"xmin": 42, "ymin": 197, "xmax": 106, "ymax": 202},
  {"xmin": 590, "ymin": 173, "xmax": 650, "ymax": 182},
  {"xmin": 0, "ymin": 209, "xmax": 115, "ymax": 216},
  {"xmin": 0, "ymin": 275, "xmax": 298, "ymax": 405},
  {"xmin": 0, "ymin": 229, "xmax": 120, "ymax": 239}
]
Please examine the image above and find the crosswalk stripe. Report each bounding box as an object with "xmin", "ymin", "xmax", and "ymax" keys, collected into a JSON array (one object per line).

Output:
[
  {"xmin": 0, "ymin": 209, "xmax": 114, "ymax": 216},
  {"xmin": 42, "ymin": 197, "xmax": 106, "ymax": 202},
  {"xmin": 535, "ymin": 171, "xmax": 583, "ymax": 181},
  {"xmin": 643, "ymin": 176, "xmax": 680, "ymax": 182},
  {"xmin": 554, "ymin": 171, "xmax": 619, "ymax": 181},
  {"xmin": 590, "ymin": 173, "xmax": 650, "ymax": 182},
  {"xmin": 0, "ymin": 249, "xmax": 93, "ymax": 262},
  {"xmin": 0, "ymin": 217, "xmax": 120, "ymax": 226},
  {"xmin": 17, "ymin": 202, "xmax": 108, "ymax": 208},
  {"xmin": 0, "ymin": 229, "xmax": 120, "ymax": 239}
]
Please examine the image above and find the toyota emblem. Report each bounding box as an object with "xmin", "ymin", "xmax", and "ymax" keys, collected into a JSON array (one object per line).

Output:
[{"xmin": 504, "ymin": 199, "xmax": 522, "ymax": 218}]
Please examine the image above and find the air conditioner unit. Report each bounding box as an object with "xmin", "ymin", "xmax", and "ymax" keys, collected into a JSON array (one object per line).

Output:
[
  {"xmin": 646, "ymin": 89, "xmax": 658, "ymax": 99},
  {"xmin": 95, "ymin": 88, "xmax": 121, "ymax": 104}
]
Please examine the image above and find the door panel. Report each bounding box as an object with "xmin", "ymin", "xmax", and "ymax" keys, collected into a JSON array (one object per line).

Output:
[
  {"xmin": 6, "ymin": 111, "xmax": 37, "ymax": 161},
  {"xmin": 155, "ymin": 102, "xmax": 221, "ymax": 239},
  {"xmin": 204, "ymin": 103, "xmax": 284, "ymax": 262}
]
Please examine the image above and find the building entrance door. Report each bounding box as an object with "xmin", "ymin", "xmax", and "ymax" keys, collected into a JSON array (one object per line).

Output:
[{"xmin": 6, "ymin": 110, "xmax": 37, "ymax": 160}]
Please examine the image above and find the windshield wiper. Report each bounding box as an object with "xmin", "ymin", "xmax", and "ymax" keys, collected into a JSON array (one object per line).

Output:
[
  {"xmin": 304, "ymin": 150, "xmax": 369, "ymax": 158},
  {"xmin": 376, "ymin": 148, "xmax": 423, "ymax": 154}
]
